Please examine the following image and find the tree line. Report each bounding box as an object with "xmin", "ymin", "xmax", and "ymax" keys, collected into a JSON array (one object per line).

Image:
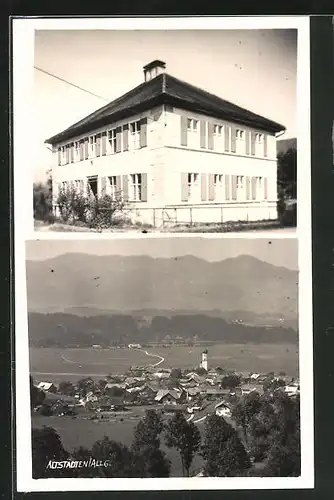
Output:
[
  {"xmin": 32, "ymin": 391, "xmax": 300, "ymax": 478},
  {"xmin": 28, "ymin": 312, "xmax": 298, "ymax": 348}
]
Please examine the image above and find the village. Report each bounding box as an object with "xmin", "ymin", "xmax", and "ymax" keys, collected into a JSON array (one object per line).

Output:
[{"xmin": 32, "ymin": 349, "xmax": 300, "ymax": 425}]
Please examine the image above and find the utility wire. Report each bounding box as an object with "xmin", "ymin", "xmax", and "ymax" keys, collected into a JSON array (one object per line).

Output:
[{"xmin": 34, "ymin": 66, "xmax": 109, "ymax": 102}]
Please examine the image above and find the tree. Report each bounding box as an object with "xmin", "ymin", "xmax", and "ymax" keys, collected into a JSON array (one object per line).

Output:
[
  {"xmin": 201, "ymin": 415, "xmax": 250, "ymax": 477},
  {"xmin": 33, "ymin": 173, "xmax": 53, "ymax": 222},
  {"xmin": 170, "ymin": 368, "xmax": 182, "ymax": 380},
  {"xmin": 221, "ymin": 374, "xmax": 241, "ymax": 389},
  {"xmin": 277, "ymin": 148, "xmax": 297, "ymax": 199},
  {"xmin": 195, "ymin": 367, "xmax": 207, "ymax": 376},
  {"xmin": 232, "ymin": 391, "xmax": 262, "ymax": 446},
  {"xmin": 165, "ymin": 412, "xmax": 201, "ymax": 477},
  {"xmin": 32, "ymin": 426, "xmax": 69, "ymax": 478},
  {"xmin": 262, "ymin": 377, "xmax": 285, "ymax": 393},
  {"xmin": 58, "ymin": 381, "xmax": 75, "ymax": 396},
  {"xmin": 246, "ymin": 392, "xmax": 301, "ymax": 471},
  {"xmin": 76, "ymin": 377, "xmax": 95, "ymax": 396},
  {"xmin": 132, "ymin": 410, "xmax": 170, "ymax": 477},
  {"xmin": 104, "ymin": 386, "xmax": 125, "ymax": 398},
  {"xmin": 91, "ymin": 436, "xmax": 144, "ymax": 477}
]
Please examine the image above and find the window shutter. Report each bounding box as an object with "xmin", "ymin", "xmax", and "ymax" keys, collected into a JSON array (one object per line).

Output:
[
  {"xmin": 70, "ymin": 143, "xmax": 74, "ymax": 163},
  {"xmin": 225, "ymin": 175, "xmax": 230, "ymax": 200},
  {"xmin": 207, "ymin": 122, "xmax": 214, "ymax": 150},
  {"xmin": 224, "ymin": 125, "xmax": 230, "ymax": 152},
  {"xmin": 84, "ymin": 139, "xmax": 89, "ymax": 160},
  {"xmin": 139, "ymin": 118, "xmax": 147, "ymax": 148},
  {"xmin": 122, "ymin": 175, "xmax": 129, "ymax": 201},
  {"xmin": 116, "ymin": 175, "xmax": 122, "ymax": 199},
  {"xmin": 65, "ymin": 146, "xmax": 69, "ymax": 164},
  {"xmin": 264, "ymin": 135, "xmax": 268, "ymax": 157},
  {"xmin": 141, "ymin": 173, "xmax": 148, "ymax": 201},
  {"xmin": 116, "ymin": 127, "xmax": 122, "ymax": 153},
  {"xmin": 232, "ymin": 175, "xmax": 237, "ymax": 200},
  {"xmin": 245, "ymin": 131, "xmax": 250, "ymax": 155},
  {"xmin": 181, "ymin": 173, "xmax": 189, "ymax": 202},
  {"xmin": 123, "ymin": 124, "xmax": 129, "ymax": 152},
  {"xmin": 251, "ymin": 177, "xmax": 257, "ymax": 200},
  {"xmin": 79, "ymin": 179, "xmax": 84, "ymax": 194},
  {"xmin": 231, "ymin": 127, "xmax": 236, "ymax": 153},
  {"xmin": 208, "ymin": 173, "xmax": 215, "ymax": 201},
  {"xmin": 246, "ymin": 176, "xmax": 251, "ymax": 200},
  {"xmin": 201, "ymin": 173, "xmax": 207, "ymax": 201},
  {"xmin": 200, "ymin": 121, "xmax": 206, "ymax": 149},
  {"xmin": 264, "ymin": 177, "xmax": 268, "ymax": 200},
  {"xmin": 57, "ymin": 147, "xmax": 61, "ymax": 166},
  {"xmin": 101, "ymin": 132, "xmax": 107, "ymax": 156},
  {"xmin": 79, "ymin": 140, "xmax": 84, "ymax": 161},
  {"xmin": 96, "ymin": 134, "xmax": 101, "ymax": 156},
  {"xmin": 180, "ymin": 116, "xmax": 188, "ymax": 146},
  {"xmin": 101, "ymin": 176, "xmax": 107, "ymax": 196},
  {"xmin": 251, "ymin": 132, "xmax": 256, "ymax": 156}
]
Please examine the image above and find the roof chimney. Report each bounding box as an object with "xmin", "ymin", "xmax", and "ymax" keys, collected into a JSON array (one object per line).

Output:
[{"xmin": 143, "ymin": 60, "xmax": 166, "ymax": 82}]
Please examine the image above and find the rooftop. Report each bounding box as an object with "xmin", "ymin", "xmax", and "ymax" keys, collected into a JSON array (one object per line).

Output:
[{"xmin": 45, "ymin": 61, "xmax": 285, "ymax": 145}]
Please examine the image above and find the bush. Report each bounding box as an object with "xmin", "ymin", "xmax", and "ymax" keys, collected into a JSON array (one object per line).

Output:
[{"xmin": 55, "ymin": 188, "xmax": 126, "ymax": 229}]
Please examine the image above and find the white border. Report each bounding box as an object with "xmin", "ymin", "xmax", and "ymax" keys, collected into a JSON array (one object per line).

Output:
[{"xmin": 13, "ymin": 16, "xmax": 313, "ymax": 492}]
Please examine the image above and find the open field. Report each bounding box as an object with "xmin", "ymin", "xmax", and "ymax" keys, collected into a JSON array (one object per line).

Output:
[{"xmin": 30, "ymin": 343, "xmax": 298, "ymax": 382}]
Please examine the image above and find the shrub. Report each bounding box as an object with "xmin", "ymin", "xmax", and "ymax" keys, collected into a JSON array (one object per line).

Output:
[{"xmin": 55, "ymin": 188, "xmax": 127, "ymax": 229}]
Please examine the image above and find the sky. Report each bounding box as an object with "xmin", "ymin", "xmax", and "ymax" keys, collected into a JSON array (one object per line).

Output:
[
  {"xmin": 26, "ymin": 237, "xmax": 298, "ymax": 270},
  {"xmin": 33, "ymin": 29, "xmax": 297, "ymax": 182}
]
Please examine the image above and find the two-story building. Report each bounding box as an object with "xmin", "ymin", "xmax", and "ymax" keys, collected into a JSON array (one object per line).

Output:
[{"xmin": 45, "ymin": 60, "xmax": 285, "ymax": 226}]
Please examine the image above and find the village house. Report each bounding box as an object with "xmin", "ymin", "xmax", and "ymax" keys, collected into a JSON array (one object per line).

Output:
[
  {"xmin": 37, "ymin": 381, "xmax": 57, "ymax": 393},
  {"xmin": 45, "ymin": 60, "xmax": 285, "ymax": 226},
  {"xmin": 155, "ymin": 388, "xmax": 187, "ymax": 405}
]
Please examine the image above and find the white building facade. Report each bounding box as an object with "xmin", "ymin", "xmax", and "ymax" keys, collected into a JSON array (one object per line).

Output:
[{"xmin": 46, "ymin": 60, "xmax": 285, "ymax": 227}]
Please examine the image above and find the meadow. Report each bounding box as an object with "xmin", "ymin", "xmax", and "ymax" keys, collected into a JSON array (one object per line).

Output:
[{"xmin": 29, "ymin": 343, "xmax": 299, "ymax": 382}]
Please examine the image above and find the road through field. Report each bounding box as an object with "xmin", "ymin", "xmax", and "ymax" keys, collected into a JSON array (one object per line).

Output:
[
  {"xmin": 31, "ymin": 347, "xmax": 165, "ymax": 380},
  {"xmin": 131, "ymin": 347, "xmax": 165, "ymax": 367}
]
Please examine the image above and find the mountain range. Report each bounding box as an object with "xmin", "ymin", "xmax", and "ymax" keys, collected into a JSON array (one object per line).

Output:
[{"xmin": 26, "ymin": 253, "xmax": 298, "ymax": 328}]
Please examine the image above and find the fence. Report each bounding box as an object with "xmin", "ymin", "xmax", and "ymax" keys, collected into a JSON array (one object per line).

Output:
[{"xmin": 53, "ymin": 201, "xmax": 279, "ymax": 229}]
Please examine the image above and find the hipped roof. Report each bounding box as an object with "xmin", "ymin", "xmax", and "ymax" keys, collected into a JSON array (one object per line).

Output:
[{"xmin": 45, "ymin": 73, "xmax": 285, "ymax": 145}]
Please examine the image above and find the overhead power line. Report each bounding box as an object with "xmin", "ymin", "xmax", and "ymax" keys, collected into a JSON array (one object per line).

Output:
[{"xmin": 34, "ymin": 66, "xmax": 109, "ymax": 102}]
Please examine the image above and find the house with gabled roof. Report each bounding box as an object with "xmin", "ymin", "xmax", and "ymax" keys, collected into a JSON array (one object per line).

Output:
[{"xmin": 46, "ymin": 60, "xmax": 285, "ymax": 226}]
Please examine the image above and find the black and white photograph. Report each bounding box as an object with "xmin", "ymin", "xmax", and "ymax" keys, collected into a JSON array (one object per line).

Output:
[
  {"xmin": 25, "ymin": 237, "xmax": 303, "ymax": 481},
  {"xmin": 12, "ymin": 16, "xmax": 313, "ymax": 493},
  {"xmin": 26, "ymin": 23, "xmax": 301, "ymax": 235}
]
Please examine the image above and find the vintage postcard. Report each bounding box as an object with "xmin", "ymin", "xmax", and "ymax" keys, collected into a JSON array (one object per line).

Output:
[{"xmin": 12, "ymin": 16, "xmax": 313, "ymax": 493}]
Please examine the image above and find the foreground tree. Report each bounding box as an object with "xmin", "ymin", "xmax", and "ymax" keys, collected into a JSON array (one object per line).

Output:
[
  {"xmin": 32, "ymin": 426, "xmax": 69, "ymax": 478},
  {"xmin": 33, "ymin": 173, "xmax": 53, "ymax": 222},
  {"xmin": 165, "ymin": 412, "xmax": 201, "ymax": 477},
  {"xmin": 201, "ymin": 415, "xmax": 250, "ymax": 477},
  {"xmin": 132, "ymin": 410, "xmax": 170, "ymax": 477},
  {"xmin": 232, "ymin": 391, "xmax": 262, "ymax": 446},
  {"xmin": 246, "ymin": 391, "xmax": 301, "ymax": 475},
  {"xmin": 92, "ymin": 436, "xmax": 144, "ymax": 477}
]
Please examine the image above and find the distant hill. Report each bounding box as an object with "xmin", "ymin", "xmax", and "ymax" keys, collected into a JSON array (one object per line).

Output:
[{"xmin": 28, "ymin": 311, "xmax": 298, "ymax": 348}]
